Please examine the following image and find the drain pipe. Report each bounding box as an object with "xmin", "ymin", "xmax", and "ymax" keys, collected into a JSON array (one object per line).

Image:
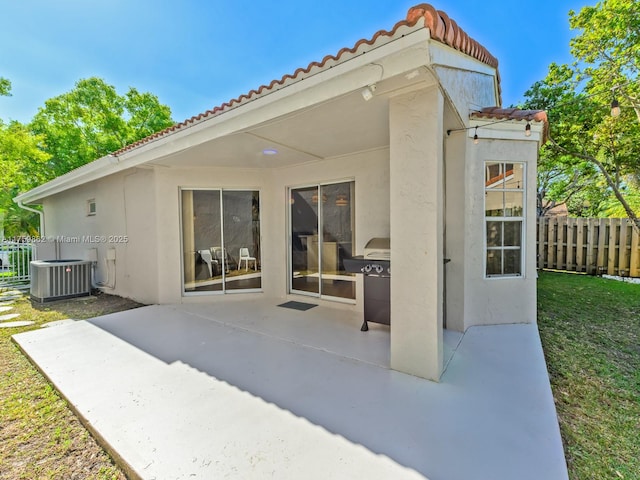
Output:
[{"xmin": 15, "ymin": 200, "xmax": 45, "ymax": 236}]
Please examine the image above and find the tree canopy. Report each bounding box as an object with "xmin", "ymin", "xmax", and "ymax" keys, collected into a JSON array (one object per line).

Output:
[
  {"xmin": 1, "ymin": 77, "xmax": 174, "ymax": 237},
  {"xmin": 0, "ymin": 120, "xmax": 51, "ymax": 236},
  {"xmin": 523, "ymin": 0, "xmax": 640, "ymax": 223},
  {"xmin": 0, "ymin": 77, "xmax": 11, "ymax": 97},
  {"xmin": 30, "ymin": 77, "xmax": 174, "ymax": 178}
]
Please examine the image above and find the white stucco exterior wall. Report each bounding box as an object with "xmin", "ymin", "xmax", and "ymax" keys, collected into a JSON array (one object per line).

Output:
[
  {"xmin": 149, "ymin": 149, "xmax": 390, "ymax": 307},
  {"xmin": 464, "ymin": 136, "xmax": 538, "ymax": 327},
  {"xmin": 389, "ymin": 86, "xmax": 444, "ymax": 381},
  {"xmin": 444, "ymin": 133, "xmax": 466, "ymax": 332},
  {"xmin": 41, "ymin": 168, "xmax": 160, "ymax": 304},
  {"xmin": 39, "ymin": 147, "xmax": 391, "ymax": 310}
]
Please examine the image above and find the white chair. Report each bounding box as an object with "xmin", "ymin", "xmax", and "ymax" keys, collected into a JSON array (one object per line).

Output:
[
  {"xmin": 238, "ymin": 247, "xmax": 257, "ymax": 271},
  {"xmin": 198, "ymin": 250, "xmax": 216, "ymax": 277},
  {"xmin": 211, "ymin": 247, "xmax": 229, "ymax": 273}
]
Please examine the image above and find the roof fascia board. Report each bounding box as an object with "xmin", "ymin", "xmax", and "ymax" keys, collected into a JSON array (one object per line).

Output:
[
  {"xmin": 429, "ymin": 41, "xmax": 497, "ymax": 77},
  {"xmin": 20, "ymin": 22, "xmax": 493, "ymax": 204},
  {"xmin": 15, "ymin": 26, "xmax": 430, "ymax": 204},
  {"xmin": 14, "ymin": 155, "xmax": 122, "ymax": 204}
]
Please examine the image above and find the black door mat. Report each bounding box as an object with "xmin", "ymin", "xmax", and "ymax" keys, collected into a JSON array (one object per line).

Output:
[{"xmin": 277, "ymin": 301, "xmax": 317, "ymax": 311}]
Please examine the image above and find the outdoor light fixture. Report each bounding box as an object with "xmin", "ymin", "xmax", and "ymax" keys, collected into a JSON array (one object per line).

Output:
[
  {"xmin": 361, "ymin": 84, "xmax": 376, "ymax": 101},
  {"xmin": 611, "ymin": 98, "xmax": 621, "ymax": 117},
  {"xmin": 473, "ymin": 127, "xmax": 479, "ymax": 144},
  {"xmin": 525, "ymin": 122, "xmax": 531, "ymax": 137}
]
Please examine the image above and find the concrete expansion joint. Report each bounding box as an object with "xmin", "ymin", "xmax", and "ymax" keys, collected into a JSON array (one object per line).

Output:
[{"xmin": 441, "ymin": 329, "xmax": 465, "ymax": 376}]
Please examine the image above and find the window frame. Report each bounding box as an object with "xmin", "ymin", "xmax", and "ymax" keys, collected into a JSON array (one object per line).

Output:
[
  {"xmin": 178, "ymin": 187, "xmax": 262, "ymax": 296},
  {"xmin": 87, "ymin": 199, "xmax": 96, "ymax": 216},
  {"xmin": 483, "ymin": 161, "xmax": 526, "ymax": 278},
  {"xmin": 287, "ymin": 179, "xmax": 356, "ymax": 304}
]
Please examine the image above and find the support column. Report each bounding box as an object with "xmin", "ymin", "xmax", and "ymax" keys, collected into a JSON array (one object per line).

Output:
[{"xmin": 389, "ymin": 87, "xmax": 444, "ymax": 381}]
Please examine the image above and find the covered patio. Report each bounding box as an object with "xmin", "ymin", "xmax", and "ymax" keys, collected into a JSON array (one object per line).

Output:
[{"xmin": 14, "ymin": 300, "xmax": 568, "ymax": 480}]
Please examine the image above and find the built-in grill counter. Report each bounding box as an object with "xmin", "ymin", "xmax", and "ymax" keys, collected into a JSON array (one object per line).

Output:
[{"xmin": 343, "ymin": 238, "xmax": 390, "ymax": 331}]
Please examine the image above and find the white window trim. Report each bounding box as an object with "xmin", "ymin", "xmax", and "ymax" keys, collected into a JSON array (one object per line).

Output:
[
  {"xmin": 483, "ymin": 162, "xmax": 526, "ymax": 279},
  {"xmin": 87, "ymin": 198, "xmax": 96, "ymax": 216},
  {"xmin": 178, "ymin": 187, "xmax": 263, "ymax": 296}
]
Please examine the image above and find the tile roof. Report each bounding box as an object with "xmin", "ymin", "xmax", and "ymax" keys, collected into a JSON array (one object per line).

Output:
[
  {"xmin": 115, "ymin": 4, "xmax": 500, "ymax": 156},
  {"xmin": 406, "ymin": 4, "xmax": 498, "ymax": 68},
  {"xmin": 472, "ymin": 107, "xmax": 547, "ymax": 123}
]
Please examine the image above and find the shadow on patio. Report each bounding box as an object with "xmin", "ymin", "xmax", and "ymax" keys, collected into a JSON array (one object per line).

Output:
[{"xmin": 13, "ymin": 298, "xmax": 568, "ymax": 480}]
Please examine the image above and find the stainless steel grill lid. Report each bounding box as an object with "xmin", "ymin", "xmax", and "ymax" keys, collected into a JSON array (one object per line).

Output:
[{"xmin": 363, "ymin": 237, "xmax": 390, "ymax": 261}]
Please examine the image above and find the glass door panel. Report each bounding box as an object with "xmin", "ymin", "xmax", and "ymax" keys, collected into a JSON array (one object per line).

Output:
[
  {"xmin": 182, "ymin": 189, "xmax": 261, "ymax": 294},
  {"xmin": 182, "ymin": 189, "xmax": 223, "ymax": 292},
  {"xmin": 222, "ymin": 190, "xmax": 261, "ymax": 291},
  {"xmin": 320, "ymin": 182, "xmax": 355, "ymax": 299},
  {"xmin": 290, "ymin": 186, "xmax": 320, "ymax": 295},
  {"xmin": 289, "ymin": 181, "xmax": 355, "ymax": 300}
]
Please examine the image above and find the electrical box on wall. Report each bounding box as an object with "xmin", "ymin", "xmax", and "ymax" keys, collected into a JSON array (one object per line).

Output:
[
  {"xmin": 107, "ymin": 248, "xmax": 116, "ymax": 260},
  {"xmin": 86, "ymin": 248, "xmax": 98, "ymax": 262}
]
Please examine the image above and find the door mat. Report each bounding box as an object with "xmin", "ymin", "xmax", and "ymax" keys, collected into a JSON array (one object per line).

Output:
[{"xmin": 277, "ymin": 301, "xmax": 317, "ymax": 311}]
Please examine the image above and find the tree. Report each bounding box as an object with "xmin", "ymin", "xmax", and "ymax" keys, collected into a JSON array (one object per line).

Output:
[
  {"xmin": 2, "ymin": 77, "xmax": 174, "ymax": 237},
  {"xmin": 30, "ymin": 77, "xmax": 174, "ymax": 179},
  {"xmin": 0, "ymin": 120, "xmax": 51, "ymax": 237},
  {"xmin": 0, "ymin": 77, "xmax": 10, "ymax": 96},
  {"xmin": 523, "ymin": 0, "xmax": 640, "ymax": 225}
]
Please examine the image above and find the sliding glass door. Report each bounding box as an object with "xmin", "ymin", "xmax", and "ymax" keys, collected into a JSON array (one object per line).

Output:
[
  {"xmin": 289, "ymin": 181, "xmax": 355, "ymax": 300},
  {"xmin": 181, "ymin": 189, "xmax": 261, "ymax": 294}
]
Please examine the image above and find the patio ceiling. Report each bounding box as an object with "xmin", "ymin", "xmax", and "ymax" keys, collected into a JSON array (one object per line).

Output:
[{"xmin": 148, "ymin": 72, "xmax": 437, "ymax": 169}]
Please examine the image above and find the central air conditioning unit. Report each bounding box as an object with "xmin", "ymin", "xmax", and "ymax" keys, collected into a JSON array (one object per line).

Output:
[{"xmin": 30, "ymin": 260, "xmax": 92, "ymax": 303}]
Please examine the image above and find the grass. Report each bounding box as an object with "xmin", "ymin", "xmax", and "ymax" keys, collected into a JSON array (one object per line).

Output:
[
  {"xmin": 1, "ymin": 275, "xmax": 638, "ymax": 478},
  {"xmin": 0, "ymin": 290, "xmax": 142, "ymax": 480},
  {"xmin": 537, "ymin": 271, "xmax": 640, "ymax": 480}
]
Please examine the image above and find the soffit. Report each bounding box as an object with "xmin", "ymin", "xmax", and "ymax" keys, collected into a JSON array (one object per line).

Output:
[{"xmin": 148, "ymin": 71, "xmax": 435, "ymax": 169}]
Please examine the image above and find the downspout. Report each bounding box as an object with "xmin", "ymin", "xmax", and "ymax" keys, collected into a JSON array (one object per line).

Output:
[{"xmin": 15, "ymin": 200, "xmax": 45, "ymax": 237}]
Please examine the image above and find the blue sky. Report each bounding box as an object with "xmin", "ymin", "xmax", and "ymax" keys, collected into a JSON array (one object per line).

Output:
[{"xmin": 0, "ymin": 0, "xmax": 589, "ymax": 124}]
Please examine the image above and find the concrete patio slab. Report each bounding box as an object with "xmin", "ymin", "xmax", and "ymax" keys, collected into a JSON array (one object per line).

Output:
[
  {"xmin": 13, "ymin": 299, "xmax": 568, "ymax": 480},
  {"xmin": 41, "ymin": 319, "xmax": 76, "ymax": 328}
]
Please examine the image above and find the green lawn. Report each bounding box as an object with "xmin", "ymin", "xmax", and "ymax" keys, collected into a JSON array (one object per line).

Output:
[
  {"xmin": 0, "ymin": 292, "xmax": 140, "ymax": 480},
  {"xmin": 537, "ymin": 271, "xmax": 640, "ymax": 480},
  {"xmin": 1, "ymin": 276, "xmax": 638, "ymax": 479}
]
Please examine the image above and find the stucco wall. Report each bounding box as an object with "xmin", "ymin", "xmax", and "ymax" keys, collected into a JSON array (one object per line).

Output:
[
  {"xmin": 152, "ymin": 149, "xmax": 390, "ymax": 307},
  {"xmin": 435, "ymin": 66, "xmax": 497, "ymax": 117},
  {"xmin": 39, "ymin": 147, "xmax": 390, "ymax": 308},
  {"xmin": 389, "ymin": 86, "xmax": 444, "ymax": 381},
  {"xmin": 41, "ymin": 168, "xmax": 159, "ymax": 304},
  {"xmin": 464, "ymin": 137, "xmax": 538, "ymax": 327},
  {"xmin": 444, "ymin": 133, "xmax": 466, "ymax": 332}
]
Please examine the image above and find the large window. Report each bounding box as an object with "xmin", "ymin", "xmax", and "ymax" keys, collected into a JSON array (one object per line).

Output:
[
  {"xmin": 485, "ymin": 162, "xmax": 525, "ymax": 277},
  {"xmin": 289, "ymin": 181, "xmax": 355, "ymax": 300},
  {"xmin": 181, "ymin": 189, "xmax": 261, "ymax": 294}
]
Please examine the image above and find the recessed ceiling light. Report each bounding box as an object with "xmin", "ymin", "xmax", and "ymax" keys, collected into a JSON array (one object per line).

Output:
[{"xmin": 262, "ymin": 148, "xmax": 278, "ymax": 155}]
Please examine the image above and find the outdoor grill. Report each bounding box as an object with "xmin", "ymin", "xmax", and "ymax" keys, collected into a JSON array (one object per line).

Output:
[{"xmin": 343, "ymin": 237, "xmax": 390, "ymax": 331}]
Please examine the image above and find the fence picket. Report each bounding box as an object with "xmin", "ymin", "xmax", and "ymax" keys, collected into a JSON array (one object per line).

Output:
[
  {"xmin": 619, "ymin": 219, "xmax": 629, "ymax": 276},
  {"xmin": 538, "ymin": 217, "xmax": 547, "ymax": 269},
  {"xmin": 631, "ymin": 225, "xmax": 640, "ymax": 277},
  {"xmin": 566, "ymin": 217, "xmax": 576, "ymax": 271},
  {"xmin": 575, "ymin": 218, "xmax": 585, "ymax": 272},
  {"xmin": 0, "ymin": 240, "xmax": 33, "ymax": 288},
  {"xmin": 537, "ymin": 217, "xmax": 640, "ymax": 278},
  {"xmin": 607, "ymin": 219, "xmax": 618, "ymax": 275},
  {"xmin": 557, "ymin": 217, "xmax": 566, "ymax": 270},
  {"xmin": 547, "ymin": 218, "xmax": 557, "ymax": 270}
]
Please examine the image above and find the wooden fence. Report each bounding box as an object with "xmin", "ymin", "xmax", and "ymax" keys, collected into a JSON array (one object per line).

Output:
[{"xmin": 537, "ymin": 217, "xmax": 640, "ymax": 276}]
